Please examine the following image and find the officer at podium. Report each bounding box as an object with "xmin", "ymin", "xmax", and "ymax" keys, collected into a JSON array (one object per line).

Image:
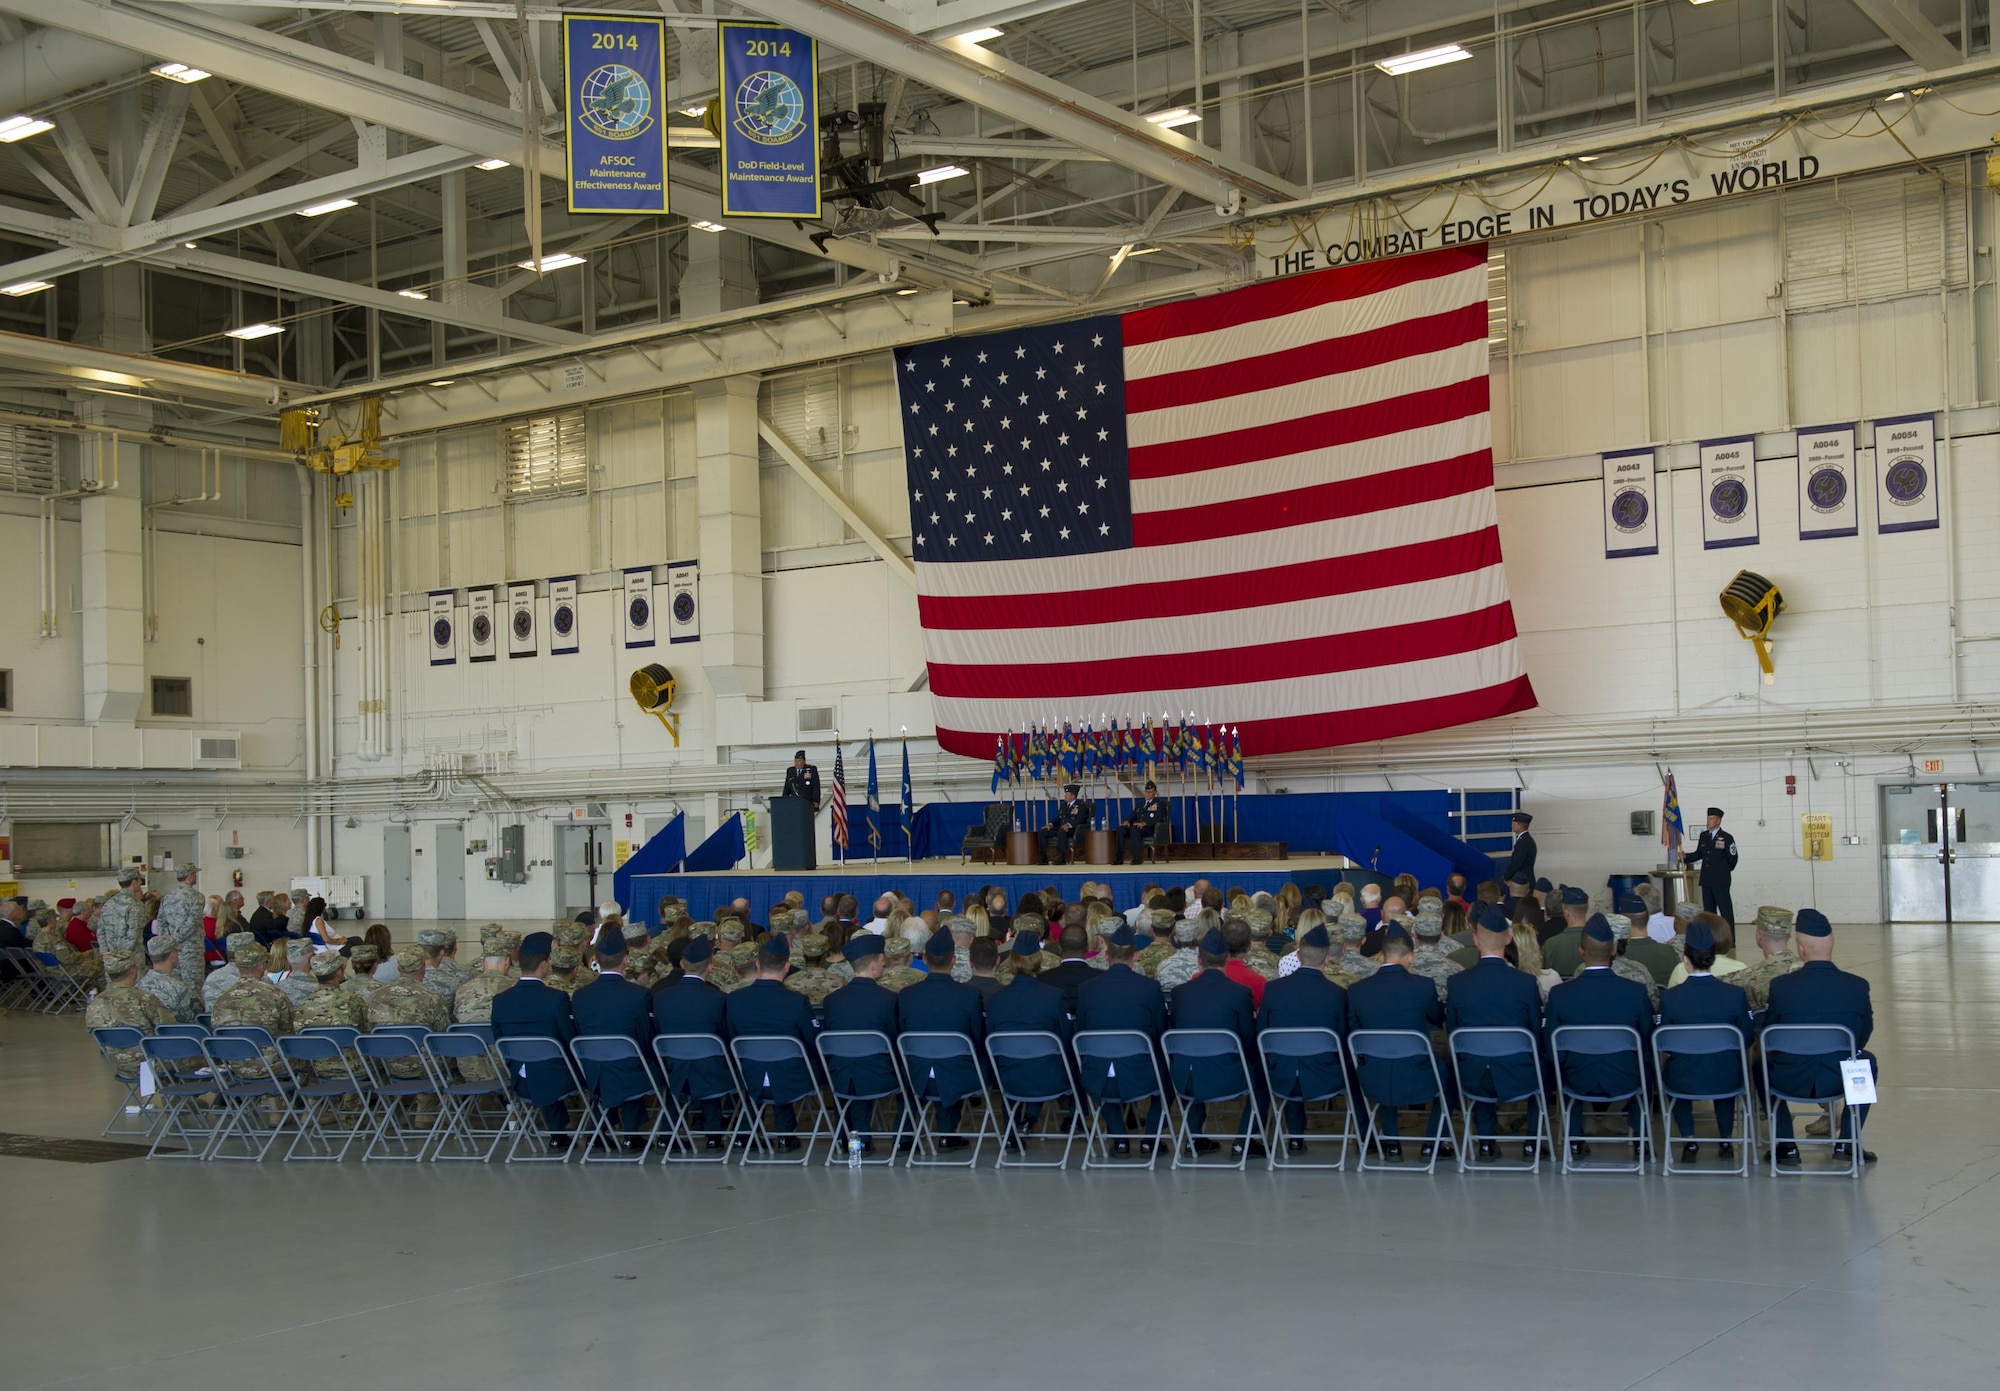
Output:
[
  {"xmin": 1684, "ymin": 806, "xmax": 1739, "ymax": 927},
  {"xmin": 1044, "ymin": 784, "xmax": 1089, "ymax": 865},
  {"xmin": 1116, "ymin": 780, "xmax": 1169, "ymax": 865},
  {"xmin": 782, "ymin": 749, "xmax": 821, "ymax": 810}
]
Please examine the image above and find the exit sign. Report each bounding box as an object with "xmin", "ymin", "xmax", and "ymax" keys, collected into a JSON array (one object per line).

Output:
[{"xmin": 1921, "ymin": 759, "xmax": 1944, "ymax": 774}]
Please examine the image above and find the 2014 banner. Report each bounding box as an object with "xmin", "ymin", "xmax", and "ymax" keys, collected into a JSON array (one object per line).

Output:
[
  {"xmin": 1699, "ymin": 436, "xmax": 1758, "ymax": 550},
  {"xmin": 717, "ymin": 22, "xmax": 820, "ymax": 218},
  {"xmin": 1796, "ymin": 424, "xmax": 1858, "ymax": 540},
  {"xmin": 1602, "ymin": 448, "xmax": 1659, "ymax": 559},
  {"xmin": 563, "ymin": 14, "xmax": 669, "ymax": 215},
  {"xmin": 1874, "ymin": 413, "xmax": 1940, "ymax": 535}
]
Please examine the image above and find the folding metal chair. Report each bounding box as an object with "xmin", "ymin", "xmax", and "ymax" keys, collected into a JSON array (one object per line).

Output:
[
  {"xmin": 1346, "ymin": 1029, "xmax": 1454, "ymax": 1173},
  {"xmin": 0, "ymin": 949, "xmax": 34, "ymax": 1009},
  {"xmin": 493, "ymin": 1036, "xmax": 591, "ymax": 1163},
  {"xmin": 1448, "ymin": 1026, "xmax": 1552, "ymax": 1173},
  {"xmin": 423, "ymin": 1031, "xmax": 510, "ymax": 1161},
  {"xmin": 200, "ymin": 1033, "xmax": 297, "ymax": 1160},
  {"xmin": 1257, "ymin": 1027, "xmax": 1357, "ymax": 1171},
  {"xmin": 572, "ymin": 1035, "xmax": 667, "ymax": 1164},
  {"xmin": 897, "ymin": 1031, "xmax": 997, "ymax": 1167},
  {"xmin": 4, "ymin": 949, "xmax": 58, "ymax": 1012},
  {"xmin": 1654, "ymin": 1024, "xmax": 1756, "ymax": 1176},
  {"xmin": 730, "ymin": 1035, "xmax": 828, "ymax": 1165},
  {"xmin": 279, "ymin": 1032, "xmax": 373, "ymax": 1162},
  {"xmin": 1760, "ymin": 1024, "xmax": 1865, "ymax": 1178},
  {"xmin": 1162, "ymin": 1029, "xmax": 1259, "ymax": 1170},
  {"xmin": 158, "ymin": 1023, "xmax": 211, "ymax": 1040},
  {"xmin": 1072, "ymin": 1030, "xmax": 1169, "ymax": 1170},
  {"xmin": 652, "ymin": 1033, "xmax": 745, "ymax": 1163},
  {"xmin": 89, "ymin": 1027, "xmax": 162, "ymax": 1138},
  {"xmin": 816, "ymin": 1030, "xmax": 913, "ymax": 1166},
  {"xmin": 140, "ymin": 1034, "xmax": 219, "ymax": 1158},
  {"xmin": 31, "ymin": 951, "xmax": 90, "ymax": 1012},
  {"xmin": 1550, "ymin": 1024, "xmax": 1653, "ymax": 1174},
  {"xmin": 354, "ymin": 1032, "xmax": 445, "ymax": 1162},
  {"xmin": 985, "ymin": 1031, "xmax": 1081, "ymax": 1169}
]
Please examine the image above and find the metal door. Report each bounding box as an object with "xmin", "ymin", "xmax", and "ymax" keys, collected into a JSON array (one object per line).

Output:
[
  {"xmin": 557, "ymin": 825, "xmax": 602, "ymax": 919},
  {"xmin": 436, "ymin": 823, "xmax": 466, "ymax": 919},
  {"xmin": 382, "ymin": 825, "xmax": 412, "ymax": 918},
  {"xmin": 1883, "ymin": 782, "xmax": 2000, "ymax": 922},
  {"xmin": 146, "ymin": 832, "xmax": 197, "ymax": 893}
]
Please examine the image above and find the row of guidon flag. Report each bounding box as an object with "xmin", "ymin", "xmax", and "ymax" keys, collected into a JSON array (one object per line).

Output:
[
  {"xmin": 423, "ymin": 565, "xmax": 699, "ymax": 666},
  {"xmin": 897, "ymin": 242, "xmax": 1538, "ymax": 761}
]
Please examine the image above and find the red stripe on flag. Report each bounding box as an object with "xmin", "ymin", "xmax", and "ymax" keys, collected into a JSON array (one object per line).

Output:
[
  {"xmin": 1121, "ymin": 244, "xmax": 1489, "ymax": 347},
  {"xmin": 1133, "ymin": 451, "xmax": 1492, "ymax": 547},
  {"xmin": 925, "ymin": 603, "xmax": 1520, "ymax": 701},
  {"xmin": 933, "ymin": 674, "xmax": 1538, "ymax": 759},
  {"xmin": 917, "ymin": 526, "xmax": 1504, "ymax": 630},
  {"xmin": 1128, "ymin": 377, "xmax": 1489, "ymax": 480},
  {"xmin": 1124, "ymin": 302, "xmax": 1488, "ymax": 415}
]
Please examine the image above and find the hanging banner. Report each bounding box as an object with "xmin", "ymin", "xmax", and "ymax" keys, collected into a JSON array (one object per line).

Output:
[
  {"xmin": 666, "ymin": 560, "xmax": 700, "ymax": 644},
  {"xmin": 1796, "ymin": 423, "xmax": 1858, "ymax": 540},
  {"xmin": 467, "ymin": 586, "xmax": 497, "ymax": 662},
  {"xmin": 1601, "ymin": 448, "xmax": 1658, "ymax": 559},
  {"xmin": 507, "ymin": 582, "xmax": 537, "ymax": 658},
  {"xmin": 428, "ymin": 590, "xmax": 456, "ymax": 667},
  {"xmin": 562, "ymin": 14, "xmax": 668, "ymax": 215},
  {"xmin": 549, "ymin": 576, "xmax": 580, "ymax": 656},
  {"xmin": 717, "ymin": 22, "xmax": 820, "ymax": 218},
  {"xmin": 622, "ymin": 567, "xmax": 655, "ymax": 648},
  {"xmin": 1874, "ymin": 413, "xmax": 1940, "ymax": 534},
  {"xmin": 1699, "ymin": 436, "xmax": 1759, "ymax": 550}
]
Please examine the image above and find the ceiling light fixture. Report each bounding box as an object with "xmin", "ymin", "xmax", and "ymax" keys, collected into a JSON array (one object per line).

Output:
[
  {"xmin": 953, "ymin": 26, "xmax": 1004, "ymax": 43},
  {"xmin": 690, "ymin": 219, "xmax": 726, "ymax": 232},
  {"xmin": 0, "ymin": 115, "xmax": 55, "ymax": 143},
  {"xmin": 520, "ymin": 252, "xmax": 585, "ymax": 271},
  {"xmin": 916, "ymin": 164, "xmax": 969, "ymax": 185},
  {"xmin": 475, "ymin": 157, "xmax": 509, "ymax": 170},
  {"xmin": 428, "ymin": 379, "xmax": 455, "ymax": 387},
  {"xmin": 1375, "ymin": 43, "xmax": 1473, "ymax": 77},
  {"xmin": 1, "ymin": 280, "xmax": 52, "ymax": 296},
  {"xmin": 150, "ymin": 62, "xmax": 210, "ymax": 84},
  {"xmin": 396, "ymin": 288, "xmax": 430, "ymax": 300},
  {"xmin": 226, "ymin": 323, "xmax": 284, "ymax": 340},
  {"xmin": 680, "ymin": 104, "xmax": 707, "ymax": 117},
  {"xmin": 1884, "ymin": 90, "xmax": 1908, "ymax": 101},
  {"xmin": 1575, "ymin": 154, "xmax": 1599, "ymax": 163},
  {"xmin": 1145, "ymin": 107, "xmax": 1200, "ymax": 128},
  {"xmin": 298, "ymin": 197, "xmax": 357, "ymax": 217}
]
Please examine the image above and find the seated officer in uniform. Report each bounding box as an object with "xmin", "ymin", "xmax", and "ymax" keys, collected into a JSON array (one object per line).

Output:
[
  {"xmin": 1257, "ymin": 923, "xmax": 1349, "ymax": 1152},
  {"xmin": 1168, "ymin": 927, "xmax": 1266, "ymax": 1159},
  {"xmin": 1765, "ymin": 908, "xmax": 1877, "ymax": 1165},
  {"xmin": 1444, "ymin": 903, "xmax": 1546, "ymax": 1162},
  {"xmin": 570, "ymin": 934, "xmax": 656, "ymax": 1147},
  {"xmin": 895, "ymin": 927, "xmax": 987, "ymax": 1148},
  {"xmin": 1075, "ymin": 922, "xmax": 1169, "ymax": 1154},
  {"xmin": 489, "ymin": 932, "xmax": 579, "ymax": 1149},
  {"xmin": 983, "ymin": 931, "xmax": 1075, "ymax": 1141},
  {"xmin": 820, "ymin": 934, "xmax": 902, "ymax": 1152},
  {"xmin": 1116, "ymin": 781, "xmax": 1170, "ymax": 864},
  {"xmin": 1347, "ymin": 924, "xmax": 1453, "ymax": 1161},
  {"xmin": 723, "ymin": 935, "xmax": 819, "ymax": 1151},
  {"xmin": 1543, "ymin": 915, "xmax": 1654, "ymax": 1159},
  {"xmin": 1656, "ymin": 917, "xmax": 1757, "ymax": 1163},
  {"xmin": 1043, "ymin": 784, "xmax": 1090, "ymax": 865},
  {"xmin": 650, "ymin": 934, "xmax": 733, "ymax": 1149}
]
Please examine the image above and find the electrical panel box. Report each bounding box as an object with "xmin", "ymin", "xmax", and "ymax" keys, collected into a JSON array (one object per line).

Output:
[{"xmin": 498, "ymin": 824, "xmax": 528, "ymax": 884}]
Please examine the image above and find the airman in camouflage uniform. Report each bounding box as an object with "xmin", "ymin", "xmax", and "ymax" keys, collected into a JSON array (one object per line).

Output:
[
  {"xmin": 94, "ymin": 867, "xmax": 149, "ymax": 960},
  {"xmin": 948, "ymin": 916, "xmax": 980, "ymax": 982},
  {"xmin": 34, "ymin": 912, "xmax": 103, "ymax": 991},
  {"xmin": 451, "ymin": 928, "xmax": 520, "ymax": 1081},
  {"xmin": 154, "ymin": 864, "xmax": 208, "ymax": 997},
  {"xmin": 342, "ymin": 944, "xmax": 385, "ymax": 1003},
  {"xmin": 417, "ymin": 927, "xmax": 469, "ymax": 1008},
  {"xmin": 1734, "ymin": 907, "xmax": 1802, "ymax": 1011},
  {"xmin": 1241, "ymin": 910, "xmax": 1282, "ymax": 980},
  {"xmin": 276, "ymin": 937, "xmax": 319, "ymax": 1008},
  {"xmin": 784, "ymin": 933, "xmax": 844, "ymax": 1008},
  {"xmin": 208, "ymin": 944, "xmax": 295, "ymax": 1077},
  {"xmin": 879, "ymin": 934, "xmax": 926, "ymax": 993},
  {"xmin": 1598, "ymin": 914, "xmax": 1660, "ymax": 1010},
  {"xmin": 1336, "ymin": 911, "xmax": 1377, "ymax": 981},
  {"xmin": 137, "ymin": 937, "xmax": 200, "ymax": 1022},
  {"xmin": 547, "ymin": 945, "xmax": 590, "ymax": 995},
  {"xmin": 84, "ymin": 951, "xmax": 172, "ymax": 1078},
  {"xmin": 286, "ymin": 889, "xmax": 309, "ymax": 937},
  {"xmin": 203, "ymin": 933, "xmax": 262, "ymax": 1010},
  {"xmin": 723, "ymin": 942, "xmax": 762, "ymax": 991},
  {"xmin": 296, "ymin": 952, "xmax": 370, "ymax": 1078},
  {"xmin": 1409, "ymin": 908, "xmax": 1464, "ymax": 1003},
  {"xmin": 366, "ymin": 946, "xmax": 450, "ymax": 1077},
  {"xmin": 1132, "ymin": 909, "xmax": 1179, "ymax": 978},
  {"xmin": 1154, "ymin": 917, "xmax": 1206, "ymax": 996}
]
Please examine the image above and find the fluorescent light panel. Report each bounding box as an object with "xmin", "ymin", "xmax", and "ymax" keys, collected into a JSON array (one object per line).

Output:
[
  {"xmin": 1375, "ymin": 43, "xmax": 1473, "ymax": 76},
  {"xmin": 226, "ymin": 323, "xmax": 283, "ymax": 340},
  {"xmin": 1145, "ymin": 107, "xmax": 1199, "ymax": 127},
  {"xmin": 953, "ymin": 26, "xmax": 1004, "ymax": 43},
  {"xmin": 150, "ymin": 62, "xmax": 210, "ymax": 84},
  {"xmin": 2, "ymin": 280, "xmax": 52, "ymax": 296},
  {"xmin": 0, "ymin": 115, "xmax": 54, "ymax": 142},
  {"xmin": 520, "ymin": 253, "xmax": 585, "ymax": 271},
  {"xmin": 396, "ymin": 288, "xmax": 429, "ymax": 300},
  {"xmin": 298, "ymin": 197, "xmax": 356, "ymax": 217},
  {"xmin": 916, "ymin": 164, "xmax": 968, "ymax": 185},
  {"xmin": 690, "ymin": 219, "xmax": 725, "ymax": 232},
  {"xmin": 475, "ymin": 157, "xmax": 509, "ymax": 170}
]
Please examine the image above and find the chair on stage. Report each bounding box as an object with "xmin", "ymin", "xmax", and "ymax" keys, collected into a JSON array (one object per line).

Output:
[{"xmin": 962, "ymin": 805, "xmax": 1013, "ymax": 864}]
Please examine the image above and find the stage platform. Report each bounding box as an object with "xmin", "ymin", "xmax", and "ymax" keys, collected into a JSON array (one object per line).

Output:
[{"xmin": 625, "ymin": 855, "xmax": 1356, "ymax": 923}]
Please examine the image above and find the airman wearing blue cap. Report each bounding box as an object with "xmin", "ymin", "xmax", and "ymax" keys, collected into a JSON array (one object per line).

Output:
[
  {"xmin": 894, "ymin": 925, "xmax": 987, "ymax": 1150},
  {"xmin": 1540, "ymin": 886, "xmax": 1593, "ymax": 979},
  {"xmin": 489, "ymin": 930, "xmax": 578, "ymax": 1149},
  {"xmin": 1765, "ymin": 909, "xmax": 1876, "ymax": 1165},
  {"xmin": 1657, "ymin": 916, "xmax": 1757, "ymax": 1165},
  {"xmin": 820, "ymin": 934, "xmax": 901, "ymax": 1153},
  {"xmin": 1444, "ymin": 901, "xmax": 1547, "ymax": 1163},
  {"xmin": 1542, "ymin": 912, "xmax": 1653, "ymax": 1161},
  {"xmin": 722, "ymin": 933, "xmax": 820, "ymax": 1152},
  {"xmin": 1683, "ymin": 806, "xmax": 1739, "ymax": 927},
  {"xmin": 1074, "ymin": 917, "xmax": 1169, "ymax": 1155},
  {"xmin": 1346, "ymin": 918, "xmax": 1453, "ymax": 1161},
  {"xmin": 650, "ymin": 931, "xmax": 733, "ymax": 1150},
  {"xmin": 1257, "ymin": 922, "xmax": 1348, "ymax": 1153},
  {"xmin": 984, "ymin": 930, "xmax": 1075, "ymax": 1144}
]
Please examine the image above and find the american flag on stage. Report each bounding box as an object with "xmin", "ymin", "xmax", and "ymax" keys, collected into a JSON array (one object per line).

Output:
[
  {"xmin": 895, "ymin": 243, "xmax": 1537, "ymax": 759},
  {"xmin": 830, "ymin": 744, "xmax": 849, "ymax": 852}
]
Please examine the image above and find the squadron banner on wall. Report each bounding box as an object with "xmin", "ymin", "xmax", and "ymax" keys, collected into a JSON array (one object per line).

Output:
[
  {"xmin": 666, "ymin": 560, "xmax": 700, "ymax": 644},
  {"xmin": 1796, "ymin": 424, "xmax": 1858, "ymax": 540},
  {"xmin": 428, "ymin": 590, "xmax": 456, "ymax": 666},
  {"xmin": 1601, "ymin": 448, "xmax": 1659, "ymax": 559},
  {"xmin": 622, "ymin": 567, "xmax": 655, "ymax": 648},
  {"xmin": 549, "ymin": 576, "xmax": 580, "ymax": 655},
  {"xmin": 507, "ymin": 582, "xmax": 537, "ymax": 657},
  {"xmin": 1874, "ymin": 413, "xmax": 1940, "ymax": 535},
  {"xmin": 717, "ymin": 22, "xmax": 820, "ymax": 218},
  {"xmin": 1699, "ymin": 436, "xmax": 1759, "ymax": 550},
  {"xmin": 563, "ymin": 14, "xmax": 668, "ymax": 215},
  {"xmin": 467, "ymin": 586, "xmax": 497, "ymax": 662}
]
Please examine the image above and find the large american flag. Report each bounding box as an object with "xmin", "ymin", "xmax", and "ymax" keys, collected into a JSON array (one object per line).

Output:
[{"xmin": 896, "ymin": 243, "xmax": 1537, "ymax": 760}]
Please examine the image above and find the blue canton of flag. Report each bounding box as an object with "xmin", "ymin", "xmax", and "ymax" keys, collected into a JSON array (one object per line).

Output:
[{"xmin": 900, "ymin": 318, "xmax": 1134, "ymax": 561}]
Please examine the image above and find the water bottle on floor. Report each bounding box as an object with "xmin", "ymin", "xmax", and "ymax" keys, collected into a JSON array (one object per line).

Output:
[{"xmin": 848, "ymin": 1132, "xmax": 862, "ymax": 1168}]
